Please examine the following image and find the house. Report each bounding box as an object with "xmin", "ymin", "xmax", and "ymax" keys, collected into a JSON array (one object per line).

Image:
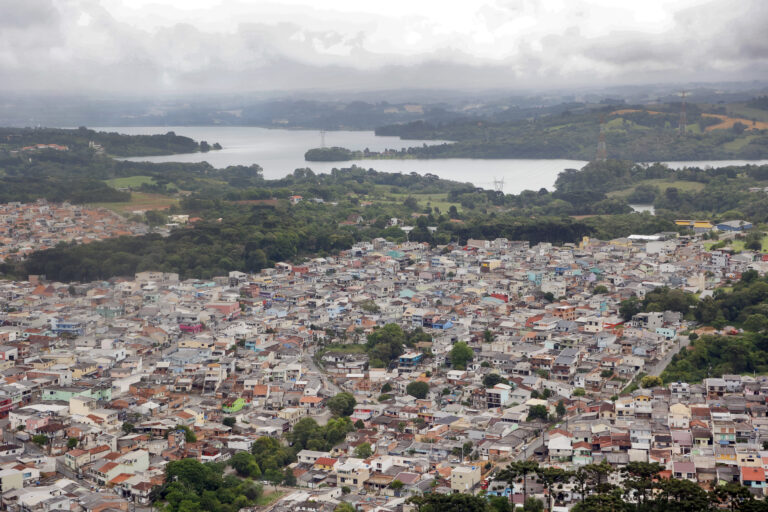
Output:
[{"xmin": 451, "ymin": 465, "xmax": 482, "ymax": 493}]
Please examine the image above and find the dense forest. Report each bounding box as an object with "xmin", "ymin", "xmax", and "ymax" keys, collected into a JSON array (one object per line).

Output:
[
  {"xmin": 659, "ymin": 270, "xmax": 768, "ymax": 383},
  {"xmin": 0, "ymin": 127, "xmax": 219, "ymax": 157},
  {"xmin": 362, "ymin": 103, "xmax": 768, "ymax": 161}
]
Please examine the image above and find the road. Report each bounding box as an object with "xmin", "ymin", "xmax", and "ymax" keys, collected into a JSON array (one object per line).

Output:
[
  {"xmin": 303, "ymin": 349, "xmax": 341, "ymax": 395},
  {"xmin": 647, "ymin": 335, "xmax": 690, "ymax": 377}
]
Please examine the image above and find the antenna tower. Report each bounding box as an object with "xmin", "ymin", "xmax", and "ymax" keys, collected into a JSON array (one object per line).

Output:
[
  {"xmin": 493, "ymin": 177, "xmax": 505, "ymax": 193},
  {"xmin": 596, "ymin": 116, "xmax": 607, "ymax": 162},
  {"xmin": 320, "ymin": 130, "xmax": 327, "ymax": 148},
  {"xmin": 679, "ymin": 90, "xmax": 687, "ymax": 136}
]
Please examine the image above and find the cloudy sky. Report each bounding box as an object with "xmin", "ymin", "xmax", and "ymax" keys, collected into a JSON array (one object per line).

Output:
[{"xmin": 2, "ymin": 0, "xmax": 767, "ymax": 94}]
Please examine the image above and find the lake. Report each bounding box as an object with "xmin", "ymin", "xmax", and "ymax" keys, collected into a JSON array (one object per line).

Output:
[{"xmin": 104, "ymin": 126, "xmax": 768, "ymax": 194}]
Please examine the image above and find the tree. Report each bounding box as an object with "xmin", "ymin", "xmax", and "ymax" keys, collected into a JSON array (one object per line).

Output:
[
  {"xmin": 366, "ymin": 324, "xmax": 406, "ymax": 366},
  {"xmin": 264, "ymin": 468, "xmax": 283, "ymax": 489},
  {"xmin": 403, "ymin": 196, "xmax": 419, "ymax": 209},
  {"xmin": 619, "ymin": 297, "xmax": 642, "ymax": 321},
  {"xmin": 655, "ymin": 477, "xmax": 713, "ymax": 512},
  {"xmin": 381, "ymin": 382, "xmax": 393, "ymax": 393},
  {"xmin": 354, "ymin": 442, "xmax": 373, "ymax": 458},
  {"xmin": 498, "ymin": 461, "xmax": 539, "ymax": 505},
  {"xmin": 450, "ymin": 341, "xmax": 474, "ymax": 370},
  {"xmin": 536, "ymin": 467, "xmax": 570, "ymax": 512},
  {"xmin": 640, "ymin": 375, "xmax": 663, "ymax": 388},
  {"xmin": 67, "ymin": 437, "xmax": 78, "ymax": 449},
  {"xmin": 573, "ymin": 388, "xmax": 586, "ymax": 397},
  {"xmin": 230, "ymin": 451, "xmax": 261, "ymax": 478},
  {"xmin": 32, "ymin": 434, "xmax": 48, "ymax": 446},
  {"xmin": 527, "ymin": 405, "xmax": 548, "ymax": 421},
  {"xmin": 122, "ymin": 422, "xmax": 135, "ymax": 434},
  {"xmin": 744, "ymin": 314, "xmax": 768, "ymax": 332},
  {"xmin": 556, "ymin": 400, "xmax": 566, "ymax": 418},
  {"xmin": 407, "ymin": 493, "xmax": 488, "ymax": 512},
  {"xmin": 354, "ymin": 419, "xmax": 365, "ymax": 429},
  {"xmin": 489, "ymin": 495, "xmax": 513, "ymax": 512},
  {"xmin": 593, "ymin": 285, "xmax": 609, "ymax": 294},
  {"xmin": 328, "ymin": 392, "xmax": 357, "ymax": 417},
  {"xmin": 523, "ymin": 497, "xmax": 544, "ymax": 512},
  {"xmin": 174, "ymin": 425, "xmax": 197, "ymax": 443},
  {"xmin": 406, "ymin": 380, "xmax": 430, "ymax": 399},
  {"xmin": 283, "ymin": 467, "xmax": 297, "ymax": 486},
  {"xmin": 483, "ymin": 373, "xmax": 506, "ymax": 388},
  {"xmin": 483, "ymin": 329, "xmax": 495, "ymax": 342},
  {"xmin": 334, "ymin": 503, "xmax": 356, "ymax": 512},
  {"xmin": 571, "ymin": 491, "xmax": 629, "ymax": 512},
  {"xmin": 621, "ymin": 462, "xmax": 662, "ymax": 508},
  {"xmin": 713, "ymin": 482, "xmax": 754, "ymax": 512},
  {"xmin": 389, "ymin": 479, "xmax": 404, "ymax": 496},
  {"xmin": 222, "ymin": 417, "xmax": 236, "ymax": 428}
]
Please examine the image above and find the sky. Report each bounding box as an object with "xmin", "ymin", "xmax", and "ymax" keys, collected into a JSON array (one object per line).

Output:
[{"xmin": 1, "ymin": 0, "xmax": 767, "ymax": 94}]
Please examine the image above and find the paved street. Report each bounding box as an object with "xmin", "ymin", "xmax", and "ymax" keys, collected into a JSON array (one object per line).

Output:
[{"xmin": 647, "ymin": 335, "xmax": 690, "ymax": 377}]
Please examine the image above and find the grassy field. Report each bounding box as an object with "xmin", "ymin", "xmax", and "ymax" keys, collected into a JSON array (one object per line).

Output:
[
  {"xmin": 255, "ymin": 490, "xmax": 286, "ymax": 506},
  {"xmin": 705, "ymin": 234, "xmax": 768, "ymax": 253},
  {"xmin": 366, "ymin": 187, "xmax": 461, "ymax": 213},
  {"xmin": 728, "ymin": 104, "xmax": 768, "ymax": 123},
  {"xmin": 723, "ymin": 136, "xmax": 758, "ymax": 151},
  {"xmin": 105, "ymin": 175, "xmax": 157, "ymax": 188},
  {"xmin": 92, "ymin": 192, "xmax": 178, "ymax": 213},
  {"xmin": 608, "ymin": 179, "xmax": 706, "ymax": 199}
]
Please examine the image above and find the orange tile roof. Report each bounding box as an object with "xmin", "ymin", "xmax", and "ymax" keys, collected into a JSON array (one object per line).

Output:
[
  {"xmin": 742, "ymin": 467, "xmax": 766, "ymax": 482},
  {"xmin": 110, "ymin": 473, "xmax": 134, "ymax": 484}
]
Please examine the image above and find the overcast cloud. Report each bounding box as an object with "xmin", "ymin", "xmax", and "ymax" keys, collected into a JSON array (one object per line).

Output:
[{"xmin": 1, "ymin": 0, "xmax": 766, "ymax": 94}]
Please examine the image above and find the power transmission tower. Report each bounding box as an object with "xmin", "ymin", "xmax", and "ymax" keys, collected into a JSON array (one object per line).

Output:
[
  {"xmin": 679, "ymin": 90, "xmax": 687, "ymax": 136},
  {"xmin": 595, "ymin": 116, "xmax": 607, "ymax": 162},
  {"xmin": 320, "ymin": 130, "xmax": 327, "ymax": 148},
  {"xmin": 493, "ymin": 177, "xmax": 505, "ymax": 193}
]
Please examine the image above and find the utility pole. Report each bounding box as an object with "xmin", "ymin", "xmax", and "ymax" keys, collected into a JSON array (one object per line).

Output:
[{"xmin": 596, "ymin": 116, "xmax": 607, "ymax": 162}]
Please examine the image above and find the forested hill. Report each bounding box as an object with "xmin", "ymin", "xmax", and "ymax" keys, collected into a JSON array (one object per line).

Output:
[
  {"xmin": 367, "ymin": 104, "xmax": 768, "ymax": 161},
  {"xmin": 0, "ymin": 127, "xmax": 220, "ymax": 157}
]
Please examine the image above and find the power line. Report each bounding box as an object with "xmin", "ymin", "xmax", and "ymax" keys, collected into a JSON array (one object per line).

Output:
[{"xmin": 595, "ymin": 115, "xmax": 607, "ymax": 162}]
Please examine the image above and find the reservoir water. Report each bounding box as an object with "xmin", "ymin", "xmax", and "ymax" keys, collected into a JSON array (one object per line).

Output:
[{"xmin": 104, "ymin": 126, "xmax": 768, "ymax": 194}]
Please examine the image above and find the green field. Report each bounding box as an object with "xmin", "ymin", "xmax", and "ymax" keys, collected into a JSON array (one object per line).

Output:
[
  {"xmin": 704, "ymin": 234, "xmax": 768, "ymax": 253},
  {"xmin": 92, "ymin": 192, "xmax": 178, "ymax": 213},
  {"xmin": 607, "ymin": 179, "xmax": 706, "ymax": 198},
  {"xmin": 365, "ymin": 188, "xmax": 461, "ymax": 213},
  {"xmin": 729, "ymin": 104, "xmax": 768, "ymax": 123},
  {"xmin": 723, "ymin": 136, "xmax": 758, "ymax": 151},
  {"xmin": 255, "ymin": 491, "xmax": 286, "ymax": 506},
  {"xmin": 105, "ymin": 175, "xmax": 157, "ymax": 188}
]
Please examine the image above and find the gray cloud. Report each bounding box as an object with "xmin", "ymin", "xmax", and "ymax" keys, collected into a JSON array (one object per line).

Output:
[{"xmin": 0, "ymin": 0, "xmax": 766, "ymax": 94}]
